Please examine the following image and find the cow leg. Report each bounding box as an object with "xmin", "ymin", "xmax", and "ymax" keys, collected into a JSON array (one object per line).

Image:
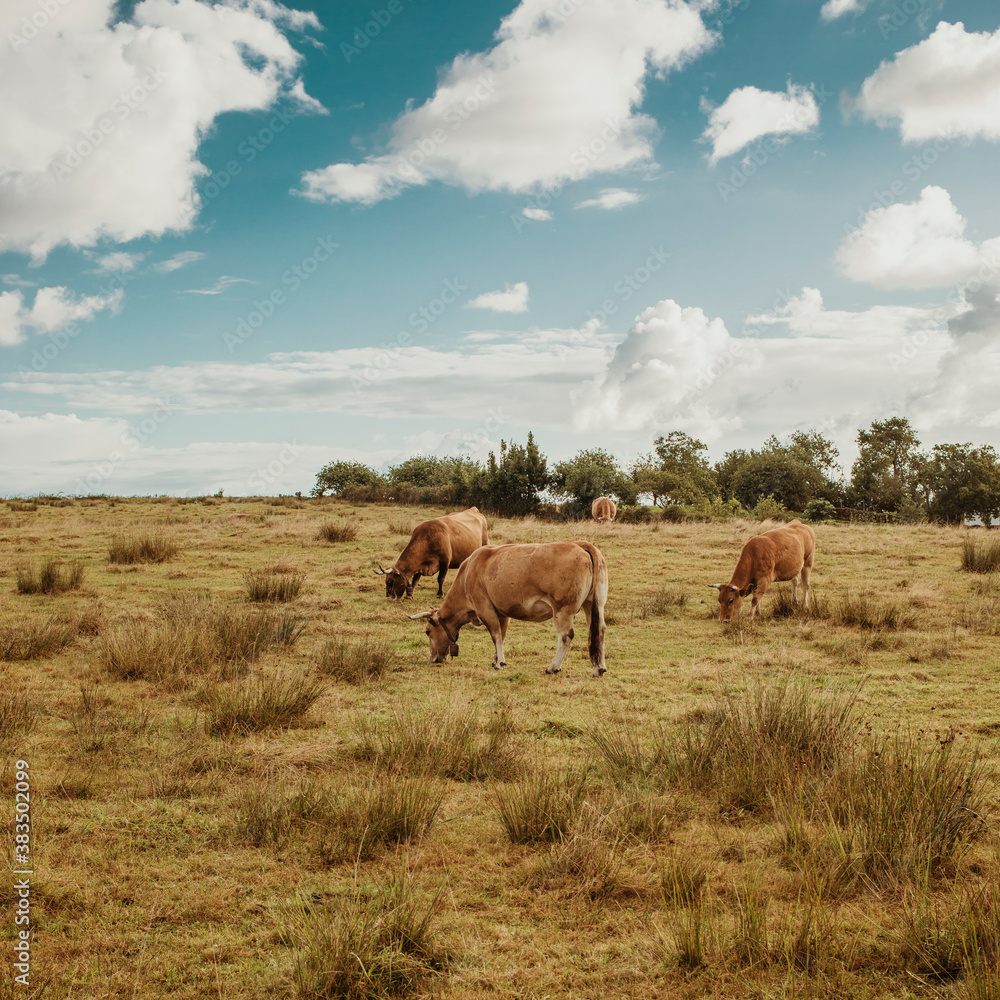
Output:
[
  {"xmin": 791, "ymin": 576, "xmax": 798, "ymax": 605},
  {"xmin": 800, "ymin": 563, "xmax": 811, "ymax": 609},
  {"xmin": 436, "ymin": 566, "xmax": 447, "ymax": 597},
  {"xmin": 748, "ymin": 582, "xmax": 767, "ymax": 619},
  {"xmin": 478, "ymin": 609, "xmax": 507, "ymax": 669},
  {"xmin": 406, "ymin": 572, "xmax": 421, "ymax": 599},
  {"xmin": 545, "ymin": 608, "xmax": 576, "ymax": 675}
]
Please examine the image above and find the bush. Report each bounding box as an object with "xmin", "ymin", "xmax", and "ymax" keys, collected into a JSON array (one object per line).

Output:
[
  {"xmin": 108, "ymin": 533, "xmax": 178, "ymax": 564},
  {"xmin": 317, "ymin": 637, "xmax": 396, "ymax": 684},
  {"xmin": 961, "ymin": 534, "xmax": 1000, "ymax": 574},
  {"xmin": 752, "ymin": 494, "xmax": 787, "ymax": 521},
  {"xmin": 315, "ymin": 521, "xmax": 357, "ymax": 543},
  {"xmin": 16, "ymin": 558, "xmax": 84, "ymax": 595},
  {"xmin": 804, "ymin": 498, "xmax": 836, "ymax": 521},
  {"xmin": 244, "ymin": 566, "xmax": 304, "ymax": 603}
]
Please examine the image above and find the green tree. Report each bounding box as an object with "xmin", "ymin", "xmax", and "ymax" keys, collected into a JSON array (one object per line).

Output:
[
  {"xmin": 920, "ymin": 443, "xmax": 1000, "ymax": 525},
  {"xmin": 632, "ymin": 431, "xmax": 716, "ymax": 506},
  {"xmin": 849, "ymin": 417, "xmax": 922, "ymax": 511},
  {"xmin": 311, "ymin": 460, "xmax": 384, "ymax": 497},
  {"xmin": 387, "ymin": 456, "xmax": 446, "ymax": 487},
  {"xmin": 551, "ymin": 448, "xmax": 636, "ymax": 509},
  {"xmin": 471, "ymin": 433, "xmax": 549, "ymax": 515}
]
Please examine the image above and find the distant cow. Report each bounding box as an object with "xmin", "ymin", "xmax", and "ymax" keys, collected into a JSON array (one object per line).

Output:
[
  {"xmin": 376, "ymin": 507, "xmax": 488, "ymax": 599},
  {"xmin": 408, "ymin": 540, "xmax": 609, "ymax": 677},
  {"xmin": 592, "ymin": 497, "xmax": 617, "ymax": 523},
  {"xmin": 711, "ymin": 519, "xmax": 815, "ymax": 621}
]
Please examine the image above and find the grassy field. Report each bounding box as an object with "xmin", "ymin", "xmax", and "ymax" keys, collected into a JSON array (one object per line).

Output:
[{"xmin": 3, "ymin": 495, "xmax": 1000, "ymax": 999}]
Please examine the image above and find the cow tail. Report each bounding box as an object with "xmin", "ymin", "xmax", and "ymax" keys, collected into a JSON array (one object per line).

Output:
[{"xmin": 578, "ymin": 541, "xmax": 607, "ymax": 663}]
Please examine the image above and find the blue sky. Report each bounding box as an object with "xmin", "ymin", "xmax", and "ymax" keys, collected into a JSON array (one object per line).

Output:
[{"xmin": 2, "ymin": 0, "xmax": 999, "ymax": 495}]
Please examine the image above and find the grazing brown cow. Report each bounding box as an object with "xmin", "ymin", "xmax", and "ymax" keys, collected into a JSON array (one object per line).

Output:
[
  {"xmin": 407, "ymin": 540, "xmax": 609, "ymax": 676},
  {"xmin": 375, "ymin": 506, "xmax": 488, "ymax": 599},
  {"xmin": 591, "ymin": 496, "xmax": 617, "ymax": 523},
  {"xmin": 711, "ymin": 519, "xmax": 815, "ymax": 621}
]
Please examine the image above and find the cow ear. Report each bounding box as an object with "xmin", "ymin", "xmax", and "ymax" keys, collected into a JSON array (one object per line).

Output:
[
  {"xmin": 450, "ymin": 643, "xmax": 459, "ymax": 658},
  {"xmin": 739, "ymin": 586, "xmax": 754, "ymax": 597}
]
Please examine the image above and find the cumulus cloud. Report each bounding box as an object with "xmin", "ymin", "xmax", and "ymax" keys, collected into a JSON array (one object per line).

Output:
[
  {"xmin": 701, "ymin": 83, "xmax": 819, "ymax": 163},
  {"xmin": 465, "ymin": 282, "xmax": 530, "ymax": 313},
  {"xmin": 836, "ymin": 186, "xmax": 994, "ymax": 289},
  {"xmin": 521, "ymin": 207, "xmax": 553, "ymax": 221},
  {"xmin": 90, "ymin": 252, "xmax": 144, "ymax": 273},
  {"xmin": 299, "ymin": 0, "xmax": 715, "ymax": 205},
  {"xmin": 155, "ymin": 251, "xmax": 206, "ymax": 273},
  {"xmin": 0, "ymin": 0, "xmax": 321, "ymax": 260},
  {"xmin": 855, "ymin": 21, "xmax": 1000, "ymax": 142},
  {"xmin": 575, "ymin": 187, "xmax": 644, "ymax": 209},
  {"xmin": 0, "ymin": 285, "xmax": 123, "ymax": 346},
  {"xmin": 820, "ymin": 0, "xmax": 871, "ymax": 21}
]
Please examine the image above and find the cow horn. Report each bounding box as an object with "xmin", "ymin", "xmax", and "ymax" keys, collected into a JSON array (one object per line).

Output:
[
  {"xmin": 406, "ymin": 610, "xmax": 435, "ymax": 620},
  {"xmin": 374, "ymin": 563, "xmax": 390, "ymax": 575},
  {"xmin": 709, "ymin": 584, "xmax": 722, "ymax": 590}
]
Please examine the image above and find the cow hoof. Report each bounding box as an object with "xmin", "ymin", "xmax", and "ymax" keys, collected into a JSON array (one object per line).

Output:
[
  {"xmin": 593, "ymin": 667, "xmax": 607, "ymax": 678},
  {"xmin": 545, "ymin": 666, "xmax": 562, "ymax": 675}
]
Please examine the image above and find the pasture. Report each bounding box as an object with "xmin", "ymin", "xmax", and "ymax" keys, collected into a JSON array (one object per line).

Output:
[{"xmin": 3, "ymin": 495, "xmax": 1000, "ymax": 999}]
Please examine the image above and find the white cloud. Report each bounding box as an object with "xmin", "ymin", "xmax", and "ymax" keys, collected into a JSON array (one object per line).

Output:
[
  {"xmin": 575, "ymin": 187, "xmax": 644, "ymax": 210},
  {"xmin": 180, "ymin": 276, "xmax": 253, "ymax": 295},
  {"xmin": 820, "ymin": 0, "xmax": 870, "ymax": 21},
  {"xmin": 2, "ymin": 274, "xmax": 37, "ymax": 288},
  {"xmin": 855, "ymin": 21, "xmax": 1000, "ymax": 142},
  {"xmin": 91, "ymin": 251, "xmax": 144, "ymax": 273},
  {"xmin": 521, "ymin": 207, "xmax": 553, "ymax": 221},
  {"xmin": 465, "ymin": 282, "xmax": 530, "ymax": 313},
  {"xmin": 836, "ymin": 186, "xmax": 991, "ymax": 289},
  {"xmin": 299, "ymin": 0, "xmax": 716, "ymax": 205},
  {"xmin": 701, "ymin": 83, "xmax": 819, "ymax": 163},
  {"xmin": 0, "ymin": 286, "xmax": 123, "ymax": 346},
  {"xmin": 155, "ymin": 251, "xmax": 206, "ymax": 273},
  {"xmin": 0, "ymin": 0, "xmax": 321, "ymax": 260}
]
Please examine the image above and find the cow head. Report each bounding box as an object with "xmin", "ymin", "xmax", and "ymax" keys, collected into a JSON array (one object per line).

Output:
[
  {"xmin": 407, "ymin": 610, "xmax": 459, "ymax": 662},
  {"xmin": 710, "ymin": 583, "xmax": 754, "ymax": 621},
  {"xmin": 374, "ymin": 564, "xmax": 408, "ymax": 599}
]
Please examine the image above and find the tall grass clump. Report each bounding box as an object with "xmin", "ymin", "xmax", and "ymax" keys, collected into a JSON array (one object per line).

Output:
[
  {"xmin": 107, "ymin": 532, "xmax": 178, "ymax": 564},
  {"xmin": 199, "ymin": 673, "xmax": 325, "ymax": 736},
  {"xmin": 316, "ymin": 521, "xmax": 357, "ymax": 543},
  {"xmin": 834, "ymin": 592, "xmax": 918, "ymax": 630},
  {"xmin": 0, "ymin": 615, "xmax": 77, "ymax": 661},
  {"xmin": 961, "ymin": 534, "xmax": 1000, "ymax": 574},
  {"xmin": 290, "ymin": 874, "xmax": 445, "ymax": 999},
  {"xmin": 637, "ymin": 585, "xmax": 687, "ymax": 620},
  {"xmin": 317, "ymin": 637, "xmax": 395, "ymax": 683},
  {"xmin": 16, "ymin": 558, "xmax": 85, "ymax": 595},
  {"xmin": 354, "ymin": 700, "xmax": 520, "ymax": 781},
  {"xmin": 7, "ymin": 500, "xmax": 37, "ymax": 512},
  {"xmin": 244, "ymin": 566, "xmax": 304, "ymax": 602},
  {"xmin": 317, "ymin": 776, "xmax": 445, "ymax": 864},
  {"xmin": 493, "ymin": 767, "xmax": 589, "ymax": 844},
  {"xmin": 960, "ymin": 595, "xmax": 1000, "ymax": 635},
  {"xmin": 590, "ymin": 716, "xmax": 675, "ymax": 783},
  {"xmin": 826, "ymin": 730, "xmax": 984, "ymax": 883},
  {"xmin": 0, "ymin": 687, "xmax": 34, "ymax": 737}
]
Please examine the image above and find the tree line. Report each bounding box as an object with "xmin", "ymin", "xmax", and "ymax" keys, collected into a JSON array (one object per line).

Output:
[{"xmin": 312, "ymin": 418, "xmax": 1000, "ymax": 525}]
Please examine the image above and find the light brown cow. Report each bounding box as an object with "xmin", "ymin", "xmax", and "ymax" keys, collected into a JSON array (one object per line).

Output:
[
  {"xmin": 407, "ymin": 540, "xmax": 609, "ymax": 676},
  {"xmin": 376, "ymin": 507, "xmax": 488, "ymax": 599},
  {"xmin": 711, "ymin": 519, "xmax": 815, "ymax": 621},
  {"xmin": 591, "ymin": 496, "xmax": 617, "ymax": 523}
]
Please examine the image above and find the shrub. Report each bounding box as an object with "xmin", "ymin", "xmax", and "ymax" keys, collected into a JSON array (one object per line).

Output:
[
  {"xmin": 961, "ymin": 535, "xmax": 1000, "ymax": 574},
  {"xmin": 199, "ymin": 673, "xmax": 325, "ymax": 736},
  {"xmin": 15, "ymin": 558, "xmax": 84, "ymax": 595},
  {"xmin": 0, "ymin": 615, "xmax": 77, "ymax": 661},
  {"xmin": 290, "ymin": 873, "xmax": 445, "ymax": 999},
  {"xmin": 804, "ymin": 498, "xmax": 836, "ymax": 521},
  {"xmin": 493, "ymin": 767, "xmax": 589, "ymax": 844},
  {"xmin": 752, "ymin": 494, "xmax": 787, "ymax": 521},
  {"xmin": 244, "ymin": 566, "xmax": 304, "ymax": 603},
  {"xmin": 107, "ymin": 532, "xmax": 178, "ymax": 564},
  {"xmin": 317, "ymin": 637, "xmax": 396, "ymax": 684},
  {"xmin": 316, "ymin": 521, "xmax": 357, "ymax": 543}
]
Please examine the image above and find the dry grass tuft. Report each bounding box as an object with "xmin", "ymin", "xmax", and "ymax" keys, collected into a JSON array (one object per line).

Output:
[
  {"xmin": 493, "ymin": 766, "xmax": 589, "ymax": 844},
  {"xmin": 244, "ymin": 565, "xmax": 305, "ymax": 602},
  {"xmin": 637, "ymin": 585, "xmax": 687, "ymax": 619},
  {"xmin": 0, "ymin": 687, "xmax": 35, "ymax": 737},
  {"xmin": 961, "ymin": 534, "xmax": 1000, "ymax": 574},
  {"xmin": 15, "ymin": 558, "xmax": 85, "ymax": 594},
  {"xmin": 316, "ymin": 521, "xmax": 358, "ymax": 543},
  {"xmin": 198, "ymin": 672, "xmax": 325, "ymax": 736},
  {"xmin": 834, "ymin": 591, "xmax": 919, "ymax": 630},
  {"xmin": 0, "ymin": 614, "xmax": 78, "ymax": 661},
  {"xmin": 317, "ymin": 636, "xmax": 396, "ymax": 683},
  {"xmin": 7, "ymin": 500, "xmax": 38, "ymax": 512},
  {"xmin": 107, "ymin": 532, "xmax": 178, "ymax": 564}
]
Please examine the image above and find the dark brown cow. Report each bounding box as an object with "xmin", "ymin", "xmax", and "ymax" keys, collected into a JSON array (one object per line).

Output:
[
  {"xmin": 712, "ymin": 519, "xmax": 815, "ymax": 621},
  {"xmin": 591, "ymin": 496, "xmax": 617, "ymax": 523},
  {"xmin": 407, "ymin": 540, "xmax": 609, "ymax": 676},
  {"xmin": 376, "ymin": 506, "xmax": 487, "ymax": 599}
]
